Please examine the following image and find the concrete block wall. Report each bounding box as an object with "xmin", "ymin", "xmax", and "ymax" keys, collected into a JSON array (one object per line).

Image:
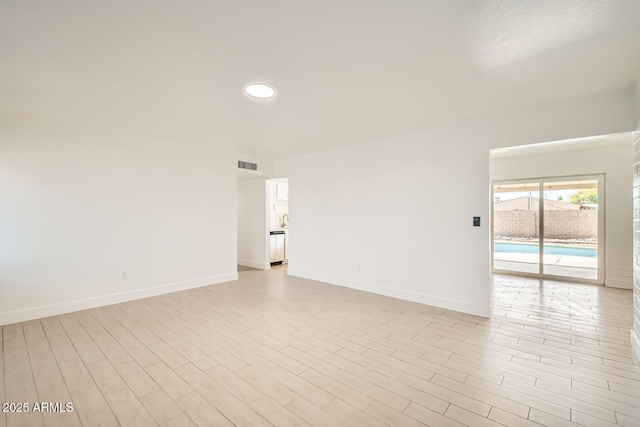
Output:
[
  {"xmin": 494, "ymin": 210, "xmax": 597, "ymax": 239},
  {"xmin": 494, "ymin": 211, "xmax": 538, "ymax": 237},
  {"xmin": 544, "ymin": 210, "xmax": 598, "ymax": 239}
]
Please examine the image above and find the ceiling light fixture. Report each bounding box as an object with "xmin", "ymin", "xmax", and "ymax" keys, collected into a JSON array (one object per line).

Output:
[{"xmin": 244, "ymin": 83, "xmax": 276, "ymax": 99}]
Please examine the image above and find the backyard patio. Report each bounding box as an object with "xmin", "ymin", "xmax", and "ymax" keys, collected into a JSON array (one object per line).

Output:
[{"xmin": 493, "ymin": 249, "xmax": 597, "ymax": 280}]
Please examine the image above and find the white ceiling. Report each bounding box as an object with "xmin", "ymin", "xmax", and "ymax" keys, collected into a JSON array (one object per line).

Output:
[
  {"xmin": 490, "ymin": 131, "xmax": 634, "ymax": 158},
  {"xmin": 1, "ymin": 1, "xmax": 639, "ymax": 160}
]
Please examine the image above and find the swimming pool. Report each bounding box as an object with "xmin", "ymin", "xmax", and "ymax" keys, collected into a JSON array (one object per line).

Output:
[{"xmin": 494, "ymin": 242, "xmax": 597, "ymax": 257}]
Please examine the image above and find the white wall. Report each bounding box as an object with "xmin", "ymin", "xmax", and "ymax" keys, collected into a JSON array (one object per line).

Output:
[
  {"xmin": 276, "ymin": 87, "xmax": 637, "ymax": 317},
  {"xmin": 632, "ymin": 78, "xmax": 640, "ymax": 361},
  {"xmin": 237, "ymin": 178, "xmax": 269, "ymax": 269},
  {"xmin": 490, "ymin": 135, "xmax": 633, "ymax": 288},
  {"xmin": 0, "ymin": 116, "xmax": 240, "ymax": 325},
  {"xmin": 636, "ymin": 78, "xmax": 640, "ymax": 127}
]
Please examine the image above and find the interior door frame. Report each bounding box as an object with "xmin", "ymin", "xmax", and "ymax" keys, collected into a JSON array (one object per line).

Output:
[{"xmin": 491, "ymin": 174, "xmax": 605, "ymax": 285}]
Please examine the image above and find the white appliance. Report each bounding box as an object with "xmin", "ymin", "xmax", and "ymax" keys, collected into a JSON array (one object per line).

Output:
[{"xmin": 269, "ymin": 231, "xmax": 285, "ymax": 264}]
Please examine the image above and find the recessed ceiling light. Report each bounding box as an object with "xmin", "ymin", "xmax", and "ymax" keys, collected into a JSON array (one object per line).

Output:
[{"xmin": 244, "ymin": 83, "xmax": 276, "ymax": 99}]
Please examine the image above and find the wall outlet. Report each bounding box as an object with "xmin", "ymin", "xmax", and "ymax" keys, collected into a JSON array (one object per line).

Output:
[
  {"xmin": 356, "ymin": 264, "xmax": 360, "ymax": 271},
  {"xmin": 120, "ymin": 271, "xmax": 128, "ymax": 280}
]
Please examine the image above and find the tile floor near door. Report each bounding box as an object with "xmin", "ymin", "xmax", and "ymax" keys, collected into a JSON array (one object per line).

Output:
[{"xmin": 1, "ymin": 266, "xmax": 638, "ymax": 427}]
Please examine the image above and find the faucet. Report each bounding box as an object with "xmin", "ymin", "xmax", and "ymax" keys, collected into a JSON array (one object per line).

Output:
[{"xmin": 281, "ymin": 214, "xmax": 289, "ymax": 228}]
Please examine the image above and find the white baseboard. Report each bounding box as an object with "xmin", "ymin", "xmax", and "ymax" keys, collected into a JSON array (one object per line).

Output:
[
  {"xmin": 238, "ymin": 259, "xmax": 270, "ymax": 270},
  {"xmin": 287, "ymin": 268, "xmax": 490, "ymax": 318},
  {"xmin": 632, "ymin": 330, "xmax": 640, "ymax": 363},
  {"xmin": 0, "ymin": 272, "xmax": 238, "ymax": 326},
  {"xmin": 604, "ymin": 277, "xmax": 632, "ymax": 289}
]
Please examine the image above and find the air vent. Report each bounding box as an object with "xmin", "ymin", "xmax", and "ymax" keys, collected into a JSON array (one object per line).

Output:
[{"xmin": 238, "ymin": 161, "xmax": 258, "ymax": 171}]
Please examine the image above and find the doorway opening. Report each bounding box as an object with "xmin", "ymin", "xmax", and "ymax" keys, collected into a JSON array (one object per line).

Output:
[
  {"xmin": 268, "ymin": 178, "xmax": 289, "ymax": 267},
  {"xmin": 492, "ymin": 175, "xmax": 604, "ymax": 284},
  {"xmin": 237, "ymin": 174, "xmax": 270, "ymax": 272}
]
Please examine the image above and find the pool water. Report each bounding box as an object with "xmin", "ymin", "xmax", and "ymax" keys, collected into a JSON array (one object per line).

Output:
[{"xmin": 494, "ymin": 242, "xmax": 597, "ymax": 257}]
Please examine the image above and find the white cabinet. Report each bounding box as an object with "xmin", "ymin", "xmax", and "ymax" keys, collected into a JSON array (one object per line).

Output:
[{"xmin": 275, "ymin": 183, "xmax": 288, "ymax": 200}]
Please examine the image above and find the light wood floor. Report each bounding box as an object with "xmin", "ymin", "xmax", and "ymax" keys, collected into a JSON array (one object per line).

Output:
[{"xmin": 2, "ymin": 266, "xmax": 638, "ymax": 427}]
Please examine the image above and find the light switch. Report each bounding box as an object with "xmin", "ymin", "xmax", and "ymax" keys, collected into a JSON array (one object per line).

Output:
[{"xmin": 473, "ymin": 216, "xmax": 480, "ymax": 226}]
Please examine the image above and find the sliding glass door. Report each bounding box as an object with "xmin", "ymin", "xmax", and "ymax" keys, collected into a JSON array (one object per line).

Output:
[
  {"xmin": 492, "ymin": 176, "xmax": 603, "ymax": 284},
  {"xmin": 492, "ymin": 182, "xmax": 540, "ymax": 275},
  {"xmin": 542, "ymin": 179, "xmax": 601, "ymax": 281}
]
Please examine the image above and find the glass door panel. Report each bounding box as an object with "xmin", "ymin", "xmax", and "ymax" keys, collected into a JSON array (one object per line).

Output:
[
  {"xmin": 542, "ymin": 179, "xmax": 599, "ymax": 281},
  {"xmin": 493, "ymin": 182, "xmax": 540, "ymax": 275}
]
